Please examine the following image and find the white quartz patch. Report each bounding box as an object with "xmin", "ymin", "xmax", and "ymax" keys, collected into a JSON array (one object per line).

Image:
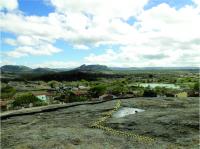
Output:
[{"xmin": 113, "ymin": 107, "xmax": 145, "ymax": 118}]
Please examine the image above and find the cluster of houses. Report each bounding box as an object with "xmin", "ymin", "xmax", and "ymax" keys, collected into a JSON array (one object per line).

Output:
[
  {"xmin": 0, "ymin": 83, "xmax": 194, "ymax": 112},
  {"xmin": 54, "ymin": 85, "xmax": 90, "ymax": 93},
  {"xmin": 54, "ymin": 85, "xmax": 122, "ymax": 100}
]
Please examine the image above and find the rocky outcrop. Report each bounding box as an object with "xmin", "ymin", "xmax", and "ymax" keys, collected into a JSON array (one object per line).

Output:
[{"xmin": 1, "ymin": 98, "xmax": 199, "ymax": 149}]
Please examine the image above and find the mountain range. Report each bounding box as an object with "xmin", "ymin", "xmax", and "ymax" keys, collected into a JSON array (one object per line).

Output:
[{"xmin": 0, "ymin": 64, "xmax": 199, "ymax": 74}]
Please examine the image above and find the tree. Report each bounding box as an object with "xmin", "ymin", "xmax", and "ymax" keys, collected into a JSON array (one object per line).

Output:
[
  {"xmin": 12, "ymin": 93, "xmax": 45, "ymax": 107},
  {"xmin": 143, "ymin": 88, "xmax": 157, "ymax": 97},
  {"xmin": 149, "ymin": 74, "xmax": 153, "ymax": 78},
  {"xmin": 193, "ymin": 82, "xmax": 199, "ymax": 91},
  {"xmin": 80, "ymin": 79, "xmax": 89, "ymax": 86},
  {"xmin": 89, "ymin": 85, "xmax": 107, "ymax": 97},
  {"xmin": 110, "ymin": 85, "xmax": 128, "ymax": 95},
  {"xmin": 48, "ymin": 80, "xmax": 60, "ymax": 88},
  {"xmin": 0, "ymin": 85, "xmax": 16, "ymax": 99}
]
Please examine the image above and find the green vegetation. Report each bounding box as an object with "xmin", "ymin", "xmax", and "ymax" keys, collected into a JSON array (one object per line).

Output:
[
  {"xmin": 55, "ymin": 90, "xmax": 88, "ymax": 103},
  {"xmin": 1, "ymin": 65, "xmax": 199, "ymax": 110},
  {"xmin": 12, "ymin": 93, "xmax": 46, "ymax": 108},
  {"xmin": 68, "ymin": 92, "xmax": 87, "ymax": 102},
  {"xmin": 193, "ymin": 82, "xmax": 199, "ymax": 91},
  {"xmin": 48, "ymin": 80, "xmax": 61, "ymax": 88},
  {"xmin": 89, "ymin": 84, "xmax": 107, "ymax": 97},
  {"xmin": 0, "ymin": 85, "xmax": 16, "ymax": 99},
  {"xmin": 143, "ymin": 87, "xmax": 157, "ymax": 97}
]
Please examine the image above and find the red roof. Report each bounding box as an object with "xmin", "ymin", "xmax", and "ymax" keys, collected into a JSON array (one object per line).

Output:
[
  {"xmin": 73, "ymin": 90, "xmax": 88, "ymax": 96},
  {"xmin": 0, "ymin": 100, "xmax": 7, "ymax": 106}
]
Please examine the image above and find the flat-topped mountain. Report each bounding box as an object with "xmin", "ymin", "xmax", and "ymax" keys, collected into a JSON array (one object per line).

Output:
[
  {"xmin": 75, "ymin": 64, "xmax": 111, "ymax": 72},
  {"xmin": 0, "ymin": 65, "xmax": 32, "ymax": 73}
]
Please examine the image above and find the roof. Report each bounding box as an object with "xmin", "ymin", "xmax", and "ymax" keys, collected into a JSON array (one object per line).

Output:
[
  {"xmin": 99, "ymin": 94, "xmax": 115, "ymax": 98},
  {"xmin": 73, "ymin": 90, "xmax": 88, "ymax": 96},
  {"xmin": 32, "ymin": 93, "xmax": 53, "ymax": 96},
  {"xmin": 0, "ymin": 100, "xmax": 7, "ymax": 106}
]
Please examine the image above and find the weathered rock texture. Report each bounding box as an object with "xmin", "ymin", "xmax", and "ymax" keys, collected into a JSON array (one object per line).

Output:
[{"xmin": 1, "ymin": 98, "xmax": 199, "ymax": 149}]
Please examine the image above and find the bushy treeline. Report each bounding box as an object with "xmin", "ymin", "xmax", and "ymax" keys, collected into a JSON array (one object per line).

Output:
[
  {"xmin": 0, "ymin": 85, "xmax": 16, "ymax": 99},
  {"xmin": 12, "ymin": 93, "xmax": 46, "ymax": 108},
  {"xmin": 21, "ymin": 71, "xmax": 124, "ymax": 81}
]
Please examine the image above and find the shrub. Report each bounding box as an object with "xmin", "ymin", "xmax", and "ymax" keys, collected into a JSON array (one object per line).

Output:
[
  {"xmin": 56, "ymin": 91, "xmax": 88, "ymax": 103},
  {"xmin": 143, "ymin": 89, "xmax": 157, "ymax": 97},
  {"xmin": 68, "ymin": 92, "xmax": 87, "ymax": 102},
  {"xmin": 0, "ymin": 85, "xmax": 16, "ymax": 99},
  {"xmin": 109, "ymin": 85, "xmax": 128, "ymax": 96},
  {"xmin": 48, "ymin": 80, "xmax": 60, "ymax": 88},
  {"xmin": 193, "ymin": 82, "xmax": 199, "ymax": 92},
  {"xmin": 89, "ymin": 85, "xmax": 107, "ymax": 97},
  {"xmin": 12, "ymin": 93, "xmax": 44, "ymax": 107}
]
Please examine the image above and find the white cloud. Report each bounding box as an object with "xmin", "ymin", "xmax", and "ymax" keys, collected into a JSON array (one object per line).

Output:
[
  {"xmin": 85, "ymin": 2, "xmax": 199, "ymax": 67},
  {"xmin": 0, "ymin": 13, "xmax": 64, "ymax": 41},
  {"xmin": 193, "ymin": 0, "xmax": 200, "ymax": 7},
  {"xmin": 85, "ymin": 43, "xmax": 200, "ymax": 67},
  {"xmin": 0, "ymin": 0, "xmax": 18, "ymax": 11},
  {"xmin": 31, "ymin": 61, "xmax": 80, "ymax": 68},
  {"xmin": 50, "ymin": 0, "xmax": 149, "ymax": 20},
  {"xmin": 73, "ymin": 44, "xmax": 89, "ymax": 50},
  {"xmin": 1, "ymin": 0, "xmax": 200, "ymax": 67},
  {"xmin": 6, "ymin": 44, "xmax": 62, "ymax": 58},
  {"xmin": 4, "ymin": 38, "xmax": 16, "ymax": 46},
  {"xmin": 0, "ymin": 60, "xmax": 16, "ymax": 66},
  {"xmin": 135, "ymin": 3, "xmax": 200, "ymax": 41}
]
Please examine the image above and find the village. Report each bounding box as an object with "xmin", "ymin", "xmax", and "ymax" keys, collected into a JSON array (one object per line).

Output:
[{"xmin": 1, "ymin": 74, "xmax": 199, "ymax": 112}]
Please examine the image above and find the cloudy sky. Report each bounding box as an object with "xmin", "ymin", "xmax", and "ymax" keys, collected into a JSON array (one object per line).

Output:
[{"xmin": 0, "ymin": 0, "xmax": 200, "ymax": 68}]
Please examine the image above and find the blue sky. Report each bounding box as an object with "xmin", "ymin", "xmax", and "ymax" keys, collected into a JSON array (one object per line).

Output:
[{"xmin": 0, "ymin": 0, "xmax": 199, "ymax": 68}]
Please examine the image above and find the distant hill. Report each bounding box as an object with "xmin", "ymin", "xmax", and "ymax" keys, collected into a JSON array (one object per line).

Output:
[
  {"xmin": 32, "ymin": 68, "xmax": 56, "ymax": 73},
  {"xmin": 1, "ymin": 64, "xmax": 199, "ymax": 82},
  {"xmin": 73, "ymin": 64, "xmax": 111, "ymax": 72},
  {"xmin": 74, "ymin": 64, "xmax": 111, "ymax": 72},
  {"xmin": 0, "ymin": 65, "xmax": 32, "ymax": 73},
  {"xmin": 1, "ymin": 64, "xmax": 198, "ymax": 75},
  {"xmin": 1, "ymin": 64, "xmax": 111, "ymax": 74},
  {"xmin": 110, "ymin": 67, "xmax": 199, "ymax": 71},
  {"xmin": 0, "ymin": 65, "xmax": 60, "ymax": 74},
  {"xmin": 16, "ymin": 64, "xmax": 117, "ymax": 81}
]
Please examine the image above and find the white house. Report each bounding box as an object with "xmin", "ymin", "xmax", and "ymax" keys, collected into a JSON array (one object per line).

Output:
[
  {"xmin": 36, "ymin": 94, "xmax": 47, "ymax": 101},
  {"xmin": 78, "ymin": 85, "xmax": 90, "ymax": 90},
  {"xmin": 33, "ymin": 93, "xmax": 52, "ymax": 102}
]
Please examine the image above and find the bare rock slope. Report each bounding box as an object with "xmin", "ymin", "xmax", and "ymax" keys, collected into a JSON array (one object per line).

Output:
[{"xmin": 1, "ymin": 98, "xmax": 199, "ymax": 149}]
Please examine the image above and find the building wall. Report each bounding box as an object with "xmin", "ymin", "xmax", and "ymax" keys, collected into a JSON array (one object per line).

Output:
[
  {"xmin": 36, "ymin": 95, "xmax": 47, "ymax": 101},
  {"xmin": 175, "ymin": 92, "xmax": 188, "ymax": 97}
]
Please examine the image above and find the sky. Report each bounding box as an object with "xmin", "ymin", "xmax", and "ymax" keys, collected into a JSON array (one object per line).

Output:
[{"xmin": 0, "ymin": 0, "xmax": 200, "ymax": 68}]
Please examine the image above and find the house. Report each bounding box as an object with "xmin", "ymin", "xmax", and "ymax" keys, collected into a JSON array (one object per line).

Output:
[
  {"xmin": 71, "ymin": 87, "xmax": 79, "ymax": 91},
  {"xmin": 157, "ymin": 94, "xmax": 166, "ymax": 97},
  {"xmin": 63, "ymin": 86, "xmax": 73, "ymax": 90},
  {"xmin": 0, "ymin": 100, "xmax": 7, "ymax": 111},
  {"xmin": 175, "ymin": 92, "xmax": 188, "ymax": 98},
  {"xmin": 36, "ymin": 94, "xmax": 48, "ymax": 101},
  {"xmin": 78, "ymin": 85, "xmax": 90, "ymax": 90},
  {"xmin": 99, "ymin": 94, "xmax": 116, "ymax": 100},
  {"xmin": 32, "ymin": 93, "xmax": 52, "ymax": 101},
  {"xmin": 8, "ymin": 81, "xmax": 18, "ymax": 86},
  {"xmin": 73, "ymin": 90, "xmax": 88, "ymax": 96}
]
